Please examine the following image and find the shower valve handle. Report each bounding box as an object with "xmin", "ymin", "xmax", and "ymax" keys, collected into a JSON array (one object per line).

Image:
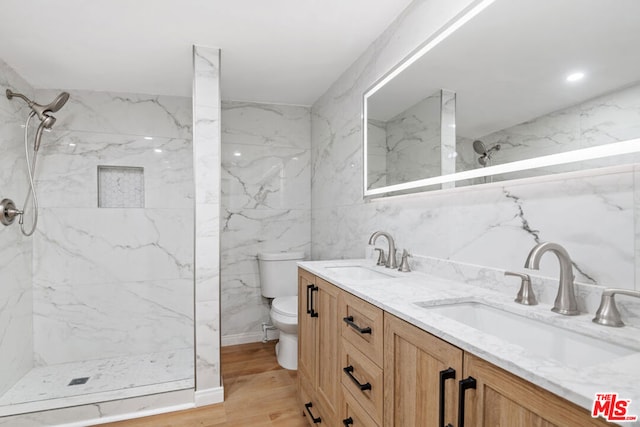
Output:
[{"xmin": 0, "ymin": 198, "xmax": 23, "ymax": 226}]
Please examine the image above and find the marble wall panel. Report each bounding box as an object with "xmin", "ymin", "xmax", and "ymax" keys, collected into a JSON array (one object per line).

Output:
[
  {"xmin": 0, "ymin": 59, "xmax": 34, "ymax": 395},
  {"xmin": 310, "ymin": 0, "xmax": 639, "ymax": 312},
  {"xmin": 29, "ymin": 87, "xmax": 194, "ymax": 367},
  {"xmin": 193, "ymin": 46, "xmax": 222, "ymax": 392},
  {"xmin": 221, "ymin": 101, "xmax": 311, "ymax": 339},
  {"xmin": 34, "ymin": 208, "xmax": 193, "ymax": 285},
  {"xmin": 36, "ymin": 89, "xmax": 191, "ymax": 139},
  {"xmin": 35, "ymin": 132, "xmax": 193, "ymax": 209},
  {"xmin": 33, "ymin": 278, "xmax": 193, "ymax": 365}
]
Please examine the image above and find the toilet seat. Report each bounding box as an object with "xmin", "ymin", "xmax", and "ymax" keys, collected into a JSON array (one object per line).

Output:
[{"xmin": 272, "ymin": 295, "xmax": 297, "ymax": 318}]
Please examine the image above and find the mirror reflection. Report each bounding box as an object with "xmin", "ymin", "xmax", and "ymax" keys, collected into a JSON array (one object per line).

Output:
[{"xmin": 365, "ymin": 0, "xmax": 640, "ymax": 194}]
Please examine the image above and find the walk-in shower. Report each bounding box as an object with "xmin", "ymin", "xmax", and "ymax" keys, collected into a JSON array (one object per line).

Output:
[
  {"xmin": 0, "ymin": 74, "xmax": 194, "ymax": 420},
  {"xmin": 1, "ymin": 89, "xmax": 69, "ymax": 236}
]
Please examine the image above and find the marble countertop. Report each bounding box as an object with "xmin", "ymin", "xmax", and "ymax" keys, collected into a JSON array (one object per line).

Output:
[{"xmin": 298, "ymin": 259, "xmax": 640, "ymax": 419}]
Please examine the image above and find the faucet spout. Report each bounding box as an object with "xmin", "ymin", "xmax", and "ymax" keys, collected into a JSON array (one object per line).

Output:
[
  {"xmin": 524, "ymin": 242, "xmax": 579, "ymax": 315},
  {"xmin": 368, "ymin": 231, "xmax": 397, "ymax": 269}
]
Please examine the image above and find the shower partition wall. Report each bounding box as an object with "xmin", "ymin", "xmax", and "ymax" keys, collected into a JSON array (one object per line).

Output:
[{"xmin": 0, "ymin": 59, "xmax": 195, "ymax": 416}]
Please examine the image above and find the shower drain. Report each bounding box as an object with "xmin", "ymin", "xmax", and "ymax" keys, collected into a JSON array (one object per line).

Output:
[{"xmin": 68, "ymin": 377, "xmax": 90, "ymax": 386}]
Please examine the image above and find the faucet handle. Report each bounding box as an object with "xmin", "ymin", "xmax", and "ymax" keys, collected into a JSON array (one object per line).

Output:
[
  {"xmin": 505, "ymin": 271, "xmax": 537, "ymax": 306},
  {"xmin": 593, "ymin": 288, "xmax": 640, "ymax": 327},
  {"xmin": 398, "ymin": 249, "xmax": 411, "ymax": 272},
  {"xmin": 374, "ymin": 248, "xmax": 386, "ymax": 266}
]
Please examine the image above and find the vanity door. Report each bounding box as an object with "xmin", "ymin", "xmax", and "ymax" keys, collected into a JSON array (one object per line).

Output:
[{"xmin": 384, "ymin": 313, "xmax": 463, "ymax": 427}]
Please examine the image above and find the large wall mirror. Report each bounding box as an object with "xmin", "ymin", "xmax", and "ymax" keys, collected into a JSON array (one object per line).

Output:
[{"xmin": 364, "ymin": 0, "xmax": 640, "ymax": 197}]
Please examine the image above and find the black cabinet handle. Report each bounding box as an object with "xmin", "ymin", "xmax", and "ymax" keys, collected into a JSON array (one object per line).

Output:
[
  {"xmin": 343, "ymin": 417, "xmax": 354, "ymax": 426},
  {"xmin": 306, "ymin": 284, "xmax": 313, "ymax": 314},
  {"xmin": 309, "ymin": 285, "xmax": 318, "ymax": 317},
  {"xmin": 343, "ymin": 365, "xmax": 372, "ymax": 391},
  {"xmin": 457, "ymin": 377, "xmax": 476, "ymax": 427},
  {"xmin": 343, "ymin": 316, "xmax": 371, "ymax": 334},
  {"xmin": 439, "ymin": 367, "xmax": 456, "ymax": 427},
  {"xmin": 304, "ymin": 402, "xmax": 322, "ymax": 424},
  {"xmin": 307, "ymin": 285, "xmax": 314, "ymax": 314}
]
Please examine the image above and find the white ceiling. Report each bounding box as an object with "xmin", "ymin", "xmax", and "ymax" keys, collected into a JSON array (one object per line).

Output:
[{"xmin": 0, "ymin": 0, "xmax": 413, "ymax": 104}]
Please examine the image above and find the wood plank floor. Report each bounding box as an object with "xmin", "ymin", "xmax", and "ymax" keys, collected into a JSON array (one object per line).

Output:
[{"xmin": 101, "ymin": 342, "xmax": 307, "ymax": 427}]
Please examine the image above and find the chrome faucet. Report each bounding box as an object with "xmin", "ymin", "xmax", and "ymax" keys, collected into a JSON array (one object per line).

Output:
[
  {"xmin": 368, "ymin": 231, "xmax": 397, "ymax": 269},
  {"xmin": 593, "ymin": 288, "xmax": 640, "ymax": 327},
  {"xmin": 524, "ymin": 242, "xmax": 579, "ymax": 315}
]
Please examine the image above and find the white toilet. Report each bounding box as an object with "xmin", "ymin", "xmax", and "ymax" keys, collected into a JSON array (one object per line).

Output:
[{"xmin": 258, "ymin": 251, "xmax": 305, "ymax": 370}]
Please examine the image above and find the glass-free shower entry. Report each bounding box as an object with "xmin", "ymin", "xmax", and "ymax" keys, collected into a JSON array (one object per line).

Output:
[{"xmin": 0, "ymin": 59, "xmax": 195, "ymax": 416}]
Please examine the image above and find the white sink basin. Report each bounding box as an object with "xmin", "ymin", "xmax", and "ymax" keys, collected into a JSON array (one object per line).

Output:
[
  {"xmin": 325, "ymin": 265, "xmax": 396, "ymax": 280},
  {"xmin": 417, "ymin": 301, "xmax": 637, "ymax": 368}
]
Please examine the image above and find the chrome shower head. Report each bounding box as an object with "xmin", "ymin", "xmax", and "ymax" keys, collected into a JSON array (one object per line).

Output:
[{"xmin": 6, "ymin": 89, "xmax": 69, "ymax": 127}]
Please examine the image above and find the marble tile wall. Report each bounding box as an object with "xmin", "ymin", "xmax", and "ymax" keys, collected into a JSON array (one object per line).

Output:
[
  {"xmin": 311, "ymin": 0, "xmax": 640, "ymax": 310},
  {"xmin": 192, "ymin": 46, "xmax": 222, "ymax": 398},
  {"xmin": 0, "ymin": 59, "xmax": 34, "ymax": 396},
  {"xmin": 31, "ymin": 88, "xmax": 194, "ymax": 365},
  {"xmin": 221, "ymin": 101, "xmax": 311, "ymax": 341}
]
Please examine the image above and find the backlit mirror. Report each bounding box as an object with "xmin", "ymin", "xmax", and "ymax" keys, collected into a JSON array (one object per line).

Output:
[{"xmin": 364, "ymin": 0, "xmax": 640, "ymax": 197}]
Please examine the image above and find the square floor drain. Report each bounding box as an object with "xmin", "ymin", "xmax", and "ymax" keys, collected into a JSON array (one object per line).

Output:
[{"xmin": 68, "ymin": 377, "xmax": 90, "ymax": 386}]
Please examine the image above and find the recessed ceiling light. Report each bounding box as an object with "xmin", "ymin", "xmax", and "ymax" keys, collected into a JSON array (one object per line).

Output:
[
  {"xmin": 154, "ymin": 148, "xmax": 163, "ymax": 153},
  {"xmin": 144, "ymin": 136, "xmax": 154, "ymax": 140},
  {"xmin": 233, "ymin": 151, "xmax": 242, "ymax": 157},
  {"xmin": 69, "ymin": 143, "xmax": 76, "ymax": 147},
  {"xmin": 566, "ymin": 72, "xmax": 585, "ymax": 82}
]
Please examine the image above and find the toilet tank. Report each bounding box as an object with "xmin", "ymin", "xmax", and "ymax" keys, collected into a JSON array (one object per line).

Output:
[{"xmin": 258, "ymin": 251, "xmax": 306, "ymax": 298}]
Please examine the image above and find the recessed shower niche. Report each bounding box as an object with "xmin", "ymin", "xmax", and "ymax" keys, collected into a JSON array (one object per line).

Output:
[{"xmin": 98, "ymin": 165, "xmax": 145, "ymax": 208}]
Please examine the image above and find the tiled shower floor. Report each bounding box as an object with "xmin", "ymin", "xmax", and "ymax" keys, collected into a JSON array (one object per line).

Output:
[{"xmin": 0, "ymin": 349, "xmax": 194, "ymax": 416}]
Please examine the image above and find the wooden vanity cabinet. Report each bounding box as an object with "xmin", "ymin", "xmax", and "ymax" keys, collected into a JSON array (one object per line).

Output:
[
  {"xmin": 384, "ymin": 312, "xmax": 613, "ymax": 427},
  {"xmin": 298, "ymin": 268, "xmax": 340, "ymax": 426},
  {"xmin": 384, "ymin": 312, "xmax": 463, "ymax": 427},
  {"xmin": 298, "ymin": 268, "xmax": 612, "ymax": 427},
  {"xmin": 340, "ymin": 291, "xmax": 385, "ymax": 426},
  {"xmin": 463, "ymin": 353, "xmax": 613, "ymax": 427}
]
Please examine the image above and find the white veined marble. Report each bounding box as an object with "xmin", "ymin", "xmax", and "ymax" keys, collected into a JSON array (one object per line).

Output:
[
  {"xmin": 36, "ymin": 89, "xmax": 192, "ymax": 139},
  {"xmin": 0, "ymin": 58, "xmax": 35, "ymax": 396},
  {"xmin": 0, "ymin": 348, "xmax": 193, "ymax": 414},
  {"xmin": 32, "ymin": 278, "xmax": 194, "ymax": 365},
  {"xmin": 220, "ymin": 101, "xmax": 311, "ymax": 338},
  {"xmin": 193, "ymin": 45, "xmax": 222, "ymax": 391},
  {"xmin": 34, "ymin": 131, "xmax": 193, "ymax": 209}
]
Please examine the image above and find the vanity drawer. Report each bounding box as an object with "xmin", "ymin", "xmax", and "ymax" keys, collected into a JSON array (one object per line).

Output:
[
  {"xmin": 340, "ymin": 291, "xmax": 384, "ymax": 367},
  {"xmin": 341, "ymin": 340, "xmax": 383, "ymax": 425},
  {"xmin": 342, "ymin": 385, "xmax": 379, "ymax": 427}
]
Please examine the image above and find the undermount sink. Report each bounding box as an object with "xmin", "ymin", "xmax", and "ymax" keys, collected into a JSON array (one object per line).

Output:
[
  {"xmin": 325, "ymin": 265, "xmax": 396, "ymax": 280},
  {"xmin": 416, "ymin": 301, "xmax": 637, "ymax": 368}
]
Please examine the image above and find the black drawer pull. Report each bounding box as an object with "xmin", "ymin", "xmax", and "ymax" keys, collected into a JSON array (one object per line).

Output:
[
  {"xmin": 343, "ymin": 417, "xmax": 354, "ymax": 426},
  {"xmin": 304, "ymin": 402, "xmax": 322, "ymax": 424},
  {"xmin": 343, "ymin": 365, "xmax": 372, "ymax": 391},
  {"xmin": 310, "ymin": 285, "xmax": 318, "ymax": 317},
  {"xmin": 306, "ymin": 284, "xmax": 313, "ymax": 315},
  {"xmin": 457, "ymin": 376, "xmax": 476, "ymax": 427},
  {"xmin": 343, "ymin": 316, "xmax": 371, "ymax": 334},
  {"xmin": 439, "ymin": 367, "xmax": 456, "ymax": 427}
]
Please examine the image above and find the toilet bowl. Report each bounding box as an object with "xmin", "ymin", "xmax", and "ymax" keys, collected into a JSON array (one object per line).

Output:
[
  {"xmin": 258, "ymin": 251, "xmax": 305, "ymax": 370},
  {"xmin": 270, "ymin": 295, "xmax": 298, "ymax": 370}
]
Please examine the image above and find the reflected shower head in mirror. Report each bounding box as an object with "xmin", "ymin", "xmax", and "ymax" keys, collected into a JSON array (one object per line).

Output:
[
  {"xmin": 473, "ymin": 140, "xmax": 500, "ymax": 166},
  {"xmin": 473, "ymin": 139, "xmax": 487, "ymax": 155}
]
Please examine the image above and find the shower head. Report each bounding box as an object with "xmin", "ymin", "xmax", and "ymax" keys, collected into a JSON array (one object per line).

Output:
[
  {"xmin": 6, "ymin": 89, "xmax": 69, "ymax": 128},
  {"xmin": 473, "ymin": 140, "xmax": 487, "ymax": 155}
]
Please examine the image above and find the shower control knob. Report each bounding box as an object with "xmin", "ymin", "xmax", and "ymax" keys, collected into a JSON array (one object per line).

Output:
[{"xmin": 0, "ymin": 198, "xmax": 21, "ymax": 226}]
